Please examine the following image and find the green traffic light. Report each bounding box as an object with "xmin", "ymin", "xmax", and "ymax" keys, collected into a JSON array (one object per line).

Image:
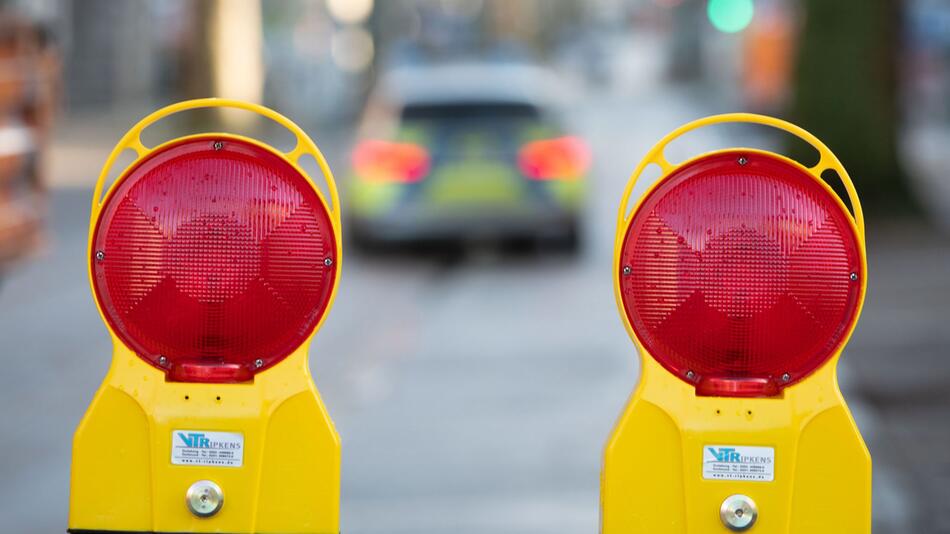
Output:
[{"xmin": 707, "ymin": 0, "xmax": 755, "ymax": 33}]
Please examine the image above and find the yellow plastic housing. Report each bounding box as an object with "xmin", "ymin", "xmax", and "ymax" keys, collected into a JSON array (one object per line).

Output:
[
  {"xmin": 601, "ymin": 114, "xmax": 871, "ymax": 533},
  {"xmin": 69, "ymin": 99, "xmax": 342, "ymax": 533}
]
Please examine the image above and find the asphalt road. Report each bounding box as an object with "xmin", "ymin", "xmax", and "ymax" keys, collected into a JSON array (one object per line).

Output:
[{"xmin": 1, "ymin": 84, "xmax": 947, "ymax": 533}]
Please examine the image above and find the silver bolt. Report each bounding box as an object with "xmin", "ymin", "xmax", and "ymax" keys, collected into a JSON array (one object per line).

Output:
[
  {"xmin": 95, "ymin": 250, "xmax": 105, "ymax": 261},
  {"xmin": 720, "ymin": 494, "xmax": 757, "ymax": 531},
  {"xmin": 158, "ymin": 355, "xmax": 167, "ymax": 366},
  {"xmin": 850, "ymin": 272, "xmax": 858, "ymax": 282},
  {"xmin": 254, "ymin": 358, "xmax": 264, "ymax": 368},
  {"xmin": 622, "ymin": 265, "xmax": 632, "ymax": 276},
  {"xmin": 686, "ymin": 370, "xmax": 695, "ymax": 380},
  {"xmin": 782, "ymin": 373, "xmax": 791, "ymax": 382},
  {"xmin": 186, "ymin": 480, "xmax": 224, "ymax": 518},
  {"xmin": 738, "ymin": 156, "xmax": 748, "ymax": 166},
  {"xmin": 324, "ymin": 257, "xmax": 334, "ymax": 267},
  {"xmin": 212, "ymin": 141, "xmax": 224, "ymax": 151}
]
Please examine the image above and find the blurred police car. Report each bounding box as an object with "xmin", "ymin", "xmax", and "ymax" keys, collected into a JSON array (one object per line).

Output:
[{"xmin": 347, "ymin": 62, "xmax": 589, "ymax": 252}]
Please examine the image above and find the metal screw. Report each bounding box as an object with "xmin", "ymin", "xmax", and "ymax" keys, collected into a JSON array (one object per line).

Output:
[
  {"xmin": 186, "ymin": 480, "xmax": 224, "ymax": 518},
  {"xmin": 212, "ymin": 141, "xmax": 224, "ymax": 150},
  {"xmin": 720, "ymin": 494, "xmax": 757, "ymax": 531},
  {"xmin": 850, "ymin": 272, "xmax": 858, "ymax": 282},
  {"xmin": 737, "ymin": 156, "xmax": 748, "ymax": 166},
  {"xmin": 254, "ymin": 358, "xmax": 264, "ymax": 368},
  {"xmin": 622, "ymin": 265, "xmax": 632, "ymax": 276},
  {"xmin": 324, "ymin": 257, "xmax": 334, "ymax": 267},
  {"xmin": 686, "ymin": 370, "xmax": 696, "ymax": 380},
  {"xmin": 158, "ymin": 355, "xmax": 167, "ymax": 366},
  {"xmin": 95, "ymin": 250, "xmax": 105, "ymax": 261},
  {"xmin": 782, "ymin": 373, "xmax": 791, "ymax": 382}
]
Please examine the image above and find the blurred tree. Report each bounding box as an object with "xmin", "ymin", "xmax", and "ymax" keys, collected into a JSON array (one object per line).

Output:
[{"xmin": 789, "ymin": 0, "xmax": 915, "ymax": 211}]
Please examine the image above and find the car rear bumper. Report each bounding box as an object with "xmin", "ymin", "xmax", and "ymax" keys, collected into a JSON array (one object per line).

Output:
[{"xmin": 349, "ymin": 208, "xmax": 578, "ymax": 244}]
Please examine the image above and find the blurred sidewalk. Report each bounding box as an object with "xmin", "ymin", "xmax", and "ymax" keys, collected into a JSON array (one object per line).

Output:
[
  {"xmin": 847, "ymin": 219, "xmax": 950, "ymax": 533},
  {"xmin": 905, "ymin": 124, "xmax": 950, "ymax": 232}
]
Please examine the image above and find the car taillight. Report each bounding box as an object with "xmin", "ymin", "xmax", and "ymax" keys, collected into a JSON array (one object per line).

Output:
[
  {"xmin": 91, "ymin": 136, "xmax": 337, "ymax": 383},
  {"xmin": 352, "ymin": 140, "xmax": 430, "ymax": 183},
  {"xmin": 618, "ymin": 151, "xmax": 862, "ymax": 397},
  {"xmin": 517, "ymin": 136, "xmax": 590, "ymax": 180}
]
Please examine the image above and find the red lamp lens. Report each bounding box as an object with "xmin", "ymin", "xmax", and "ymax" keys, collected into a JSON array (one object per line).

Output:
[
  {"xmin": 619, "ymin": 151, "xmax": 862, "ymax": 396},
  {"xmin": 92, "ymin": 137, "xmax": 337, "ymax": 382}
]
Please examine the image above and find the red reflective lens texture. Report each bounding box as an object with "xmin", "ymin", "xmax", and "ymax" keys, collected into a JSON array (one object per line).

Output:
[
  {"xmin": 92, "ymin": 137, "xmax": 337, "ymax": 382},
  {"xmin": 619, "ymin": 151, "xmax": 862, "ymax": 396}
]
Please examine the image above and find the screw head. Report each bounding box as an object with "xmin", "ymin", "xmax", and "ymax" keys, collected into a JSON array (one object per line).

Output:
[
  {"xmin": 782, "ymin": 373, "xmax": 791, "ymax": 382},
  {"xmin": 95, "ymin": 250, "xmax": 105, "ymax": 261},
  {"xmin": 186, "ymin": 480, "xmax": 224, "ymax": 518},
  {"xmin": 324, "ymin": 257, "xmax": 333, "ymax": 267},
  {"xmin": 850, "ymin": 272, "xmax": 858, "ymax": 282},
  {"xmin": 158, "ymin": 355, "xmax": 168, "ymax": 366},
  {"xmin": 686, "ymin": 370, "xmax": 696, "ymax": 380},
  {"xmin": 720, "ymin": 494, "xmax": 757, "ymax": 531},
  {"xmin": 737, "ymin": 156, "xmax": 748, "ymax": 166},
  {"xmin": 212, "ymin": 141, "xmax": 224, "ymax": 150},
  {"xmin": 622, "ymin": 265, "xmax": 632, "ymax": 276},
  {"xmin": 254, "ymin": 358, "xmax": 264, "ymax": 368}
]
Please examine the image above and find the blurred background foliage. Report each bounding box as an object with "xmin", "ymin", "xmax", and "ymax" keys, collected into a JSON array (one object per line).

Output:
[{"xmin": 791, "ymin": 0, "xmax": 910, "ymax": 211}]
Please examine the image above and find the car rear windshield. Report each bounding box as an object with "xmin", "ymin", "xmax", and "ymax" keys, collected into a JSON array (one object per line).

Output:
[{"xmin": 401, "ymin": 102, "xmax": 542, "ymax": 122}]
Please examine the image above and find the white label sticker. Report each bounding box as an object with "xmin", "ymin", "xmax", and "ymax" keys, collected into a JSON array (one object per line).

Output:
[
  {"xmin": 171, "ymin": 430, "xmax": 244, "ymax": 467},
  {"xmin": 703, "ymin": 445, "xmax": 774, "ymax": 481}
]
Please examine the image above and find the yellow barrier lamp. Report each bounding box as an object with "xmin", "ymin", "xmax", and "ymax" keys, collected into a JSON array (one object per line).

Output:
[
  {"xmin": 601, "ymin": 114, "xmax": 870, "ymax": 533},
  {"xmin": 69, "ymin": 99, "xmax": 343, "ymax": 534}
]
